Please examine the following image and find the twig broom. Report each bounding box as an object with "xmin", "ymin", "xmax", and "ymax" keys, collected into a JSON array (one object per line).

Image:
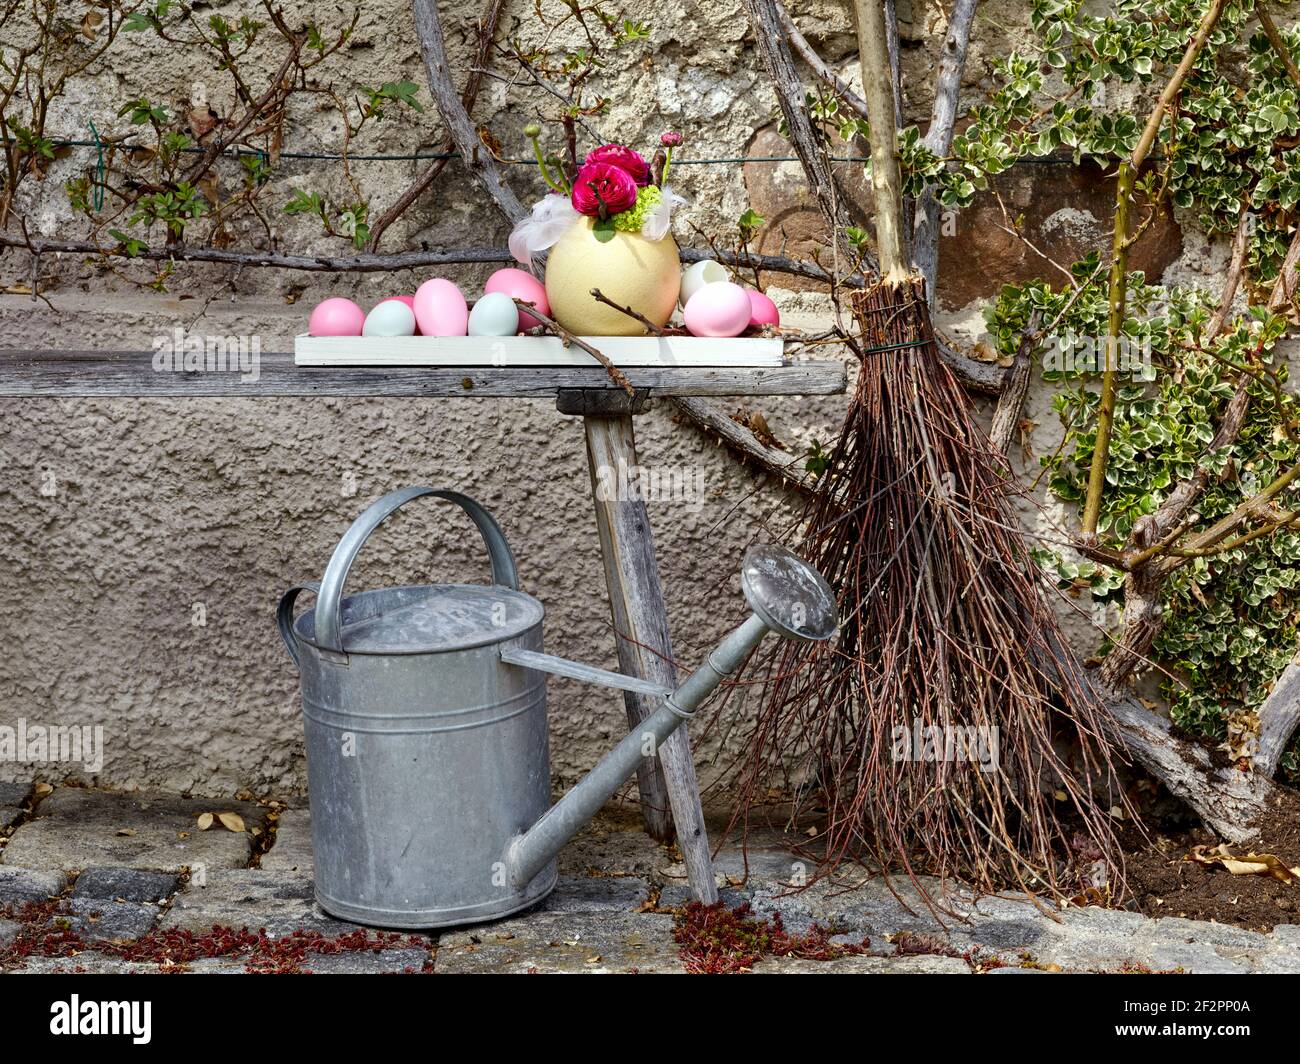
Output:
[{"xmin": 731, "ymin": 0, "xmax": 1128, "ymax": 901}]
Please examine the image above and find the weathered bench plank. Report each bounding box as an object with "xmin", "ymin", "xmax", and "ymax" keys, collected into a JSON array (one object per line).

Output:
[{"xmin": 0, "ymin": 351, "xmax": 846, "ymax": 398}]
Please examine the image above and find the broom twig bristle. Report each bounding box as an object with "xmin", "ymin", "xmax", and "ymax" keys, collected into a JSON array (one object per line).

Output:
[{"xmin": 724, "ymin": 276, "xmax": 1129, "ymax": 905}]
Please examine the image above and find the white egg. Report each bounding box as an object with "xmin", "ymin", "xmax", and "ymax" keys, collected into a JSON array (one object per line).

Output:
[
  {"xmin": 468, "ymin": 291, "xmax": 520, "ymax": 337},
  {"xmin": 362, "ymin": 299, "xmax": 416, "ymax": 337},
  {"xmin": 679, "ymin": 259, "xmax": 729, "ymax": 307}
]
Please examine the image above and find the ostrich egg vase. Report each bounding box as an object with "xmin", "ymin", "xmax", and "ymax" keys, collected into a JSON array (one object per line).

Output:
[{"xmin": 544, "ymin": 219, "xmax": 681, "ymax": 335}]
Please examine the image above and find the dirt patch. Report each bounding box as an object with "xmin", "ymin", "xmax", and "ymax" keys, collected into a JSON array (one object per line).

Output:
[{"xmin": 1122, "ymin": 789, "xmax": 1300, "ymax": 931}]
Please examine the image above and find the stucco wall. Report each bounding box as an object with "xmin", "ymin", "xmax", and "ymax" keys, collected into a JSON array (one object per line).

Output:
[{"xmin": 0, "ymin": 0, "xmax": 1261, "ymax": 798}]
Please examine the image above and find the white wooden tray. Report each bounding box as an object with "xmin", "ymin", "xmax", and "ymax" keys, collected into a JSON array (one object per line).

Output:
[{"xmin": 293, "ymin": 334, "xmax": 784, "ymax": 368}]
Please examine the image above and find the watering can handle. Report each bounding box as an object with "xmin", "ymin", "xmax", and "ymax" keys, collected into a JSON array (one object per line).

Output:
[
  {"xmin": 314, "ymin": 487, "xmax": 519, "ymax": 656},
  {"xmin": 276, "ymin": 581, "xmax": 321, "ymax": 668}
]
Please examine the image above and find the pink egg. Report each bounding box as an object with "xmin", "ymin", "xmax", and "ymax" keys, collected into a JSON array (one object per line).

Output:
[
  {"xmin": 684, "ymin": 281, "xmax": 752, "ymax": 338},
  {"xmin": 308, "ymin": 297, "xmax": 364, "ymax": 337},
  {"xmin": 379, "ymin": 294, "xmax": 420, "ymax": 334},
  {"xmin": 413, "ymin": 279, "xmax": 468, "ymax": 337},
  {"xmin": 746, "ymin": 289, "xmax": 780, "ymax": 328},
  {"xmin": 484, "ymin": 268, "xmax": 549, "ymax": 331}
]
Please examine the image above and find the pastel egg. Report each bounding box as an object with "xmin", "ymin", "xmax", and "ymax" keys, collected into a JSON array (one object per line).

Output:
[
  {"xmin": 363, "ymin": 299, "xmax": 417, "ymax": 337},
  {"xmin": 746, "ymin": 289, "xmax": 780, "ymax": 328},
  {"xmin": 413, "ymin": 278, "xmax": 468, "ymax": 337},
  {"xmin": 377, "ymin": 293, "xmax": 421, "ymax": 331},
  {"xmin": 308, "ymin": 297, "xmax": 364, "ymax": 337},
  {"xmin": 679, "ymin": 259, "xmax": 728, "ymax": 307},
  {"xmin": 484, "ymin": 268, "xmax": 549, "ymax": 330},
  {"xmin": 468, "ymin": 292, "xmax": 520, "ymax": 337},
  {"xmin": 684, "ymin": 281, "xmax": 752, "ymax": 338}
]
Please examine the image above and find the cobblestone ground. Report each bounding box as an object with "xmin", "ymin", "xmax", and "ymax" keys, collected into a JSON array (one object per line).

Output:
[{"xmin": 2, "ymin": 784, "xmax": 1299, "ymax": 974}]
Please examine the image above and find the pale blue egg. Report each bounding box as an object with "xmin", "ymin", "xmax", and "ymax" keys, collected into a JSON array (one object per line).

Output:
[
  {"xmin": 468, "ymin": 291, "xmax": 520, "ymax": 337},
  {"xmin": 362, "ymin": 299, "xmax": 417, "ymax": 337}
]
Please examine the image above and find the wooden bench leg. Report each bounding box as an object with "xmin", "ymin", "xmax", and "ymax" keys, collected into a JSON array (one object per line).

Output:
[{"xmin": 582, "ymin": 411, "xmax": 719, "ymax": 904}]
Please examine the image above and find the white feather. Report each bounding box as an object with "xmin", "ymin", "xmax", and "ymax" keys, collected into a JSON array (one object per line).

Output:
[
  {"xmin": 509, "ymin": 194, "xmax": 582, "ymax": 267},
  {"xmin": 641, "ymin": 186, "xmax": 688, "ymax": 242}
]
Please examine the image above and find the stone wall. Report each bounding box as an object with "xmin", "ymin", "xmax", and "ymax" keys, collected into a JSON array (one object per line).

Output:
[{"xmin": 0, "ymin": 0, "xmax": 1267, "ymax": 798}]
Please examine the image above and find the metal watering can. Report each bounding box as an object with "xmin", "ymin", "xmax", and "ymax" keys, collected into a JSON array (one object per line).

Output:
[{"xmin": 278, "ymin": 486, "xmax": 836, "ymax": 929}]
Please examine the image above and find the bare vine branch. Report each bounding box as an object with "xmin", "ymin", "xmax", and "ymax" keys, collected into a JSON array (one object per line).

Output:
[
  {"xmin": 988, "ymin": 311, "xmax": 1041, "ymax": 455},
  {"xmin": 774, "ymin": 2, "xmax": 870, "ymax": 120},
  {"xmin": 368, "ymin": 0, "xmax": 505, "ymax": 251},
  {"xmin": 913, "ymin": 0, "xmax": 980, "ymax": 300},
  {"xmin": 740, "ymin": 0, "xmax": 861, "ymax": 264},
  {"xmin": 412, "ymin": 0, "xmax": 525, "ymax": 225}
]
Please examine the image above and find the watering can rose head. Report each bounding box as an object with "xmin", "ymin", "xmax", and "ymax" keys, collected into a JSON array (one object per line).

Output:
[{"xmin": 572, "ymin": 160, "xmax": 639, "ymax": 217}]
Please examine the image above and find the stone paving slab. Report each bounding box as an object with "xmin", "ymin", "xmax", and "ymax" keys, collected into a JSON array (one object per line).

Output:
[
  {"xmin": 436, "ymin": 911, "xmax": 683, "ymax": 974},
  {"xmin": 748, "ymin": 874, "xmax": 953, "ymax": 938},
  {"xmin": 168, "ymin": 948, "xmax": 432, "ymax": 975},
  {"xmin": 1139, "ymin": 940, "xmax": 1252, "ymax": 975},
  {"xmin": 0, "ymin": 782, "xmax": 28, "ymax": 828},
  {"xmin": 0, "ymin": 866, "xmax": 68, "ymax": 906},
  {"xmin": 2, "ymin": 788, "xmax": 265, "ymax": 873},
  {"xmin": 658, "ymin": 884, "xmax": 751, "ymax": 910},
  {"xmin": 8, "ymin": 956, "xmax": 162, "ymax": 975},
  {"xmin": 0, "ymin": 918, "xmax": 20, "ymax": 947},
  {"xmin": 73, "ymin": 867, "xmax": 180, "ymax": 904},
  {"xmin": 735, "ymin": 868, "xmax": 1300, "ymax": 973},
  {"xmin": 260, "ymin": 809, "xmax": 312, "ymax": 874},
  {"xmin": 557, "ymin": 820, "xmax": 673, "ymax": 879},
  {"xmin": 159, "ymin": 869, "xmax": 362, "ymax": 937},
  {"xmin": 754, "ymin": 953, "xmax": 971, "ymax": 974},
  {"xmin": 1272, "ymin": 925, "xmax": 1300, "ymax": 950},
  {"xmin": 1252, "ymin": 951, "xmax": 1300, "ymax": 974},
  {"xmin": 539, "ymin": 875, "xmax": 651, "ymax": 914},
  {"xmin": 173, "ymin": 957, "xmax": 251, "ymax": 974},
  {"xmin": 296, "ymin": 948, "xmax": 431, "ymax": 974},
  {"xmin": 659, "ymin": 831, "xmax": 810, "ymax": 891},
  {"xmin": 66, "ymin": 898, "xmax": 162, "ymax": 943},
  {"xmin": 1139, "ymin": 915, "xmax": 1273, "ymax": 953},
  {"xmin": 4, "ymin": 791, "xmax": 1300, "ymax": 975}
]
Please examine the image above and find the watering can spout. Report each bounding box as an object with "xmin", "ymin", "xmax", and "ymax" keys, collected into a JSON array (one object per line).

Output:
[{"xmin": 503, "ymin": 544, "xmax": 837, "ymax": 890}]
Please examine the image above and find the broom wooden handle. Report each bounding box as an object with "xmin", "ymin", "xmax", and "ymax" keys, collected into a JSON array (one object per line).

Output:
[{"xmin": 853, "ymin": 0, "xmax": 910, "ymax": 281}]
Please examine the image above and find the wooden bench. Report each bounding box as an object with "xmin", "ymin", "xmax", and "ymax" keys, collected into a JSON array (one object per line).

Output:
[{"xmin": 0, "ymin": 349, "xmax": 847, "ymax": 902}]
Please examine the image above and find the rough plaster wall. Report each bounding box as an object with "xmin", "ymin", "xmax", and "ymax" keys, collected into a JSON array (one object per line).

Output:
[
  {"xmin": 0, "ymin": 293, "xmax": 844, "ymax": 798},
  {"xmin": 0, "ymin": 0, "xmax": 1267, "ymax": 797},
  {"xmin": 0, "ymin": 0, "xmax": 857, "ymax": 799}
]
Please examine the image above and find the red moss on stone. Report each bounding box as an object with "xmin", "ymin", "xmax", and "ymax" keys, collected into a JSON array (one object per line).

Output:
[
  {"xmin": 672, "ymin": 901, "xmax": 870, "ymax": 974},
  {"xmin": 1, "ymin": 900, "xmax": 431, "ymax": 974}
]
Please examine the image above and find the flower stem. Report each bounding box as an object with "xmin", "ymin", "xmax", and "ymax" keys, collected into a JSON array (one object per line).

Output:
[
  {"xmin": 545, "ymin": 153, "xmax": 571, "ymax": 194},
  {"xmin": 527, "ymin": 129, "xmax": 567, "ymax": 195}
]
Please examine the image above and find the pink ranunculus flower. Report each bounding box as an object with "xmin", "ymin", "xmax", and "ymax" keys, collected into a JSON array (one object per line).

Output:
[
  {"xmin": 583, "ymin": 144, "xmax": 650, "ymax": 185},
  {"xmin": 571, "ymin": 161, "xmax": 639, "ymax": 218}
]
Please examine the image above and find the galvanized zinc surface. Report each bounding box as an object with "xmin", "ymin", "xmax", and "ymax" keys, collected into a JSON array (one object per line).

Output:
[{"xmin": 295, "ymin": 584, "xmax": 544, "ymax": 654}]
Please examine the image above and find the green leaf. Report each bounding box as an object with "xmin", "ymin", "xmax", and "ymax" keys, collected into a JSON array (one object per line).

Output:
[
  {"xmin": 592, "ymin": 216, "xmax": 616, "ymax": 242},
  {"xmin": 283, "ymin": 189, "xmax": 325, "ymax": 217},
  {"xmin": 107, "ymin": 230, "xmax": 147, "ymax": 257},
  {"xmin": 738, "ymin": 208, "xmax": 765, "ymax": 242}
]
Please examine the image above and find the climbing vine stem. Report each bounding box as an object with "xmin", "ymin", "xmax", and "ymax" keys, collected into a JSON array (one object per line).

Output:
[{"xmin": 1080, "ymin": 0, "xmax": 1229, "ymax": 538}]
